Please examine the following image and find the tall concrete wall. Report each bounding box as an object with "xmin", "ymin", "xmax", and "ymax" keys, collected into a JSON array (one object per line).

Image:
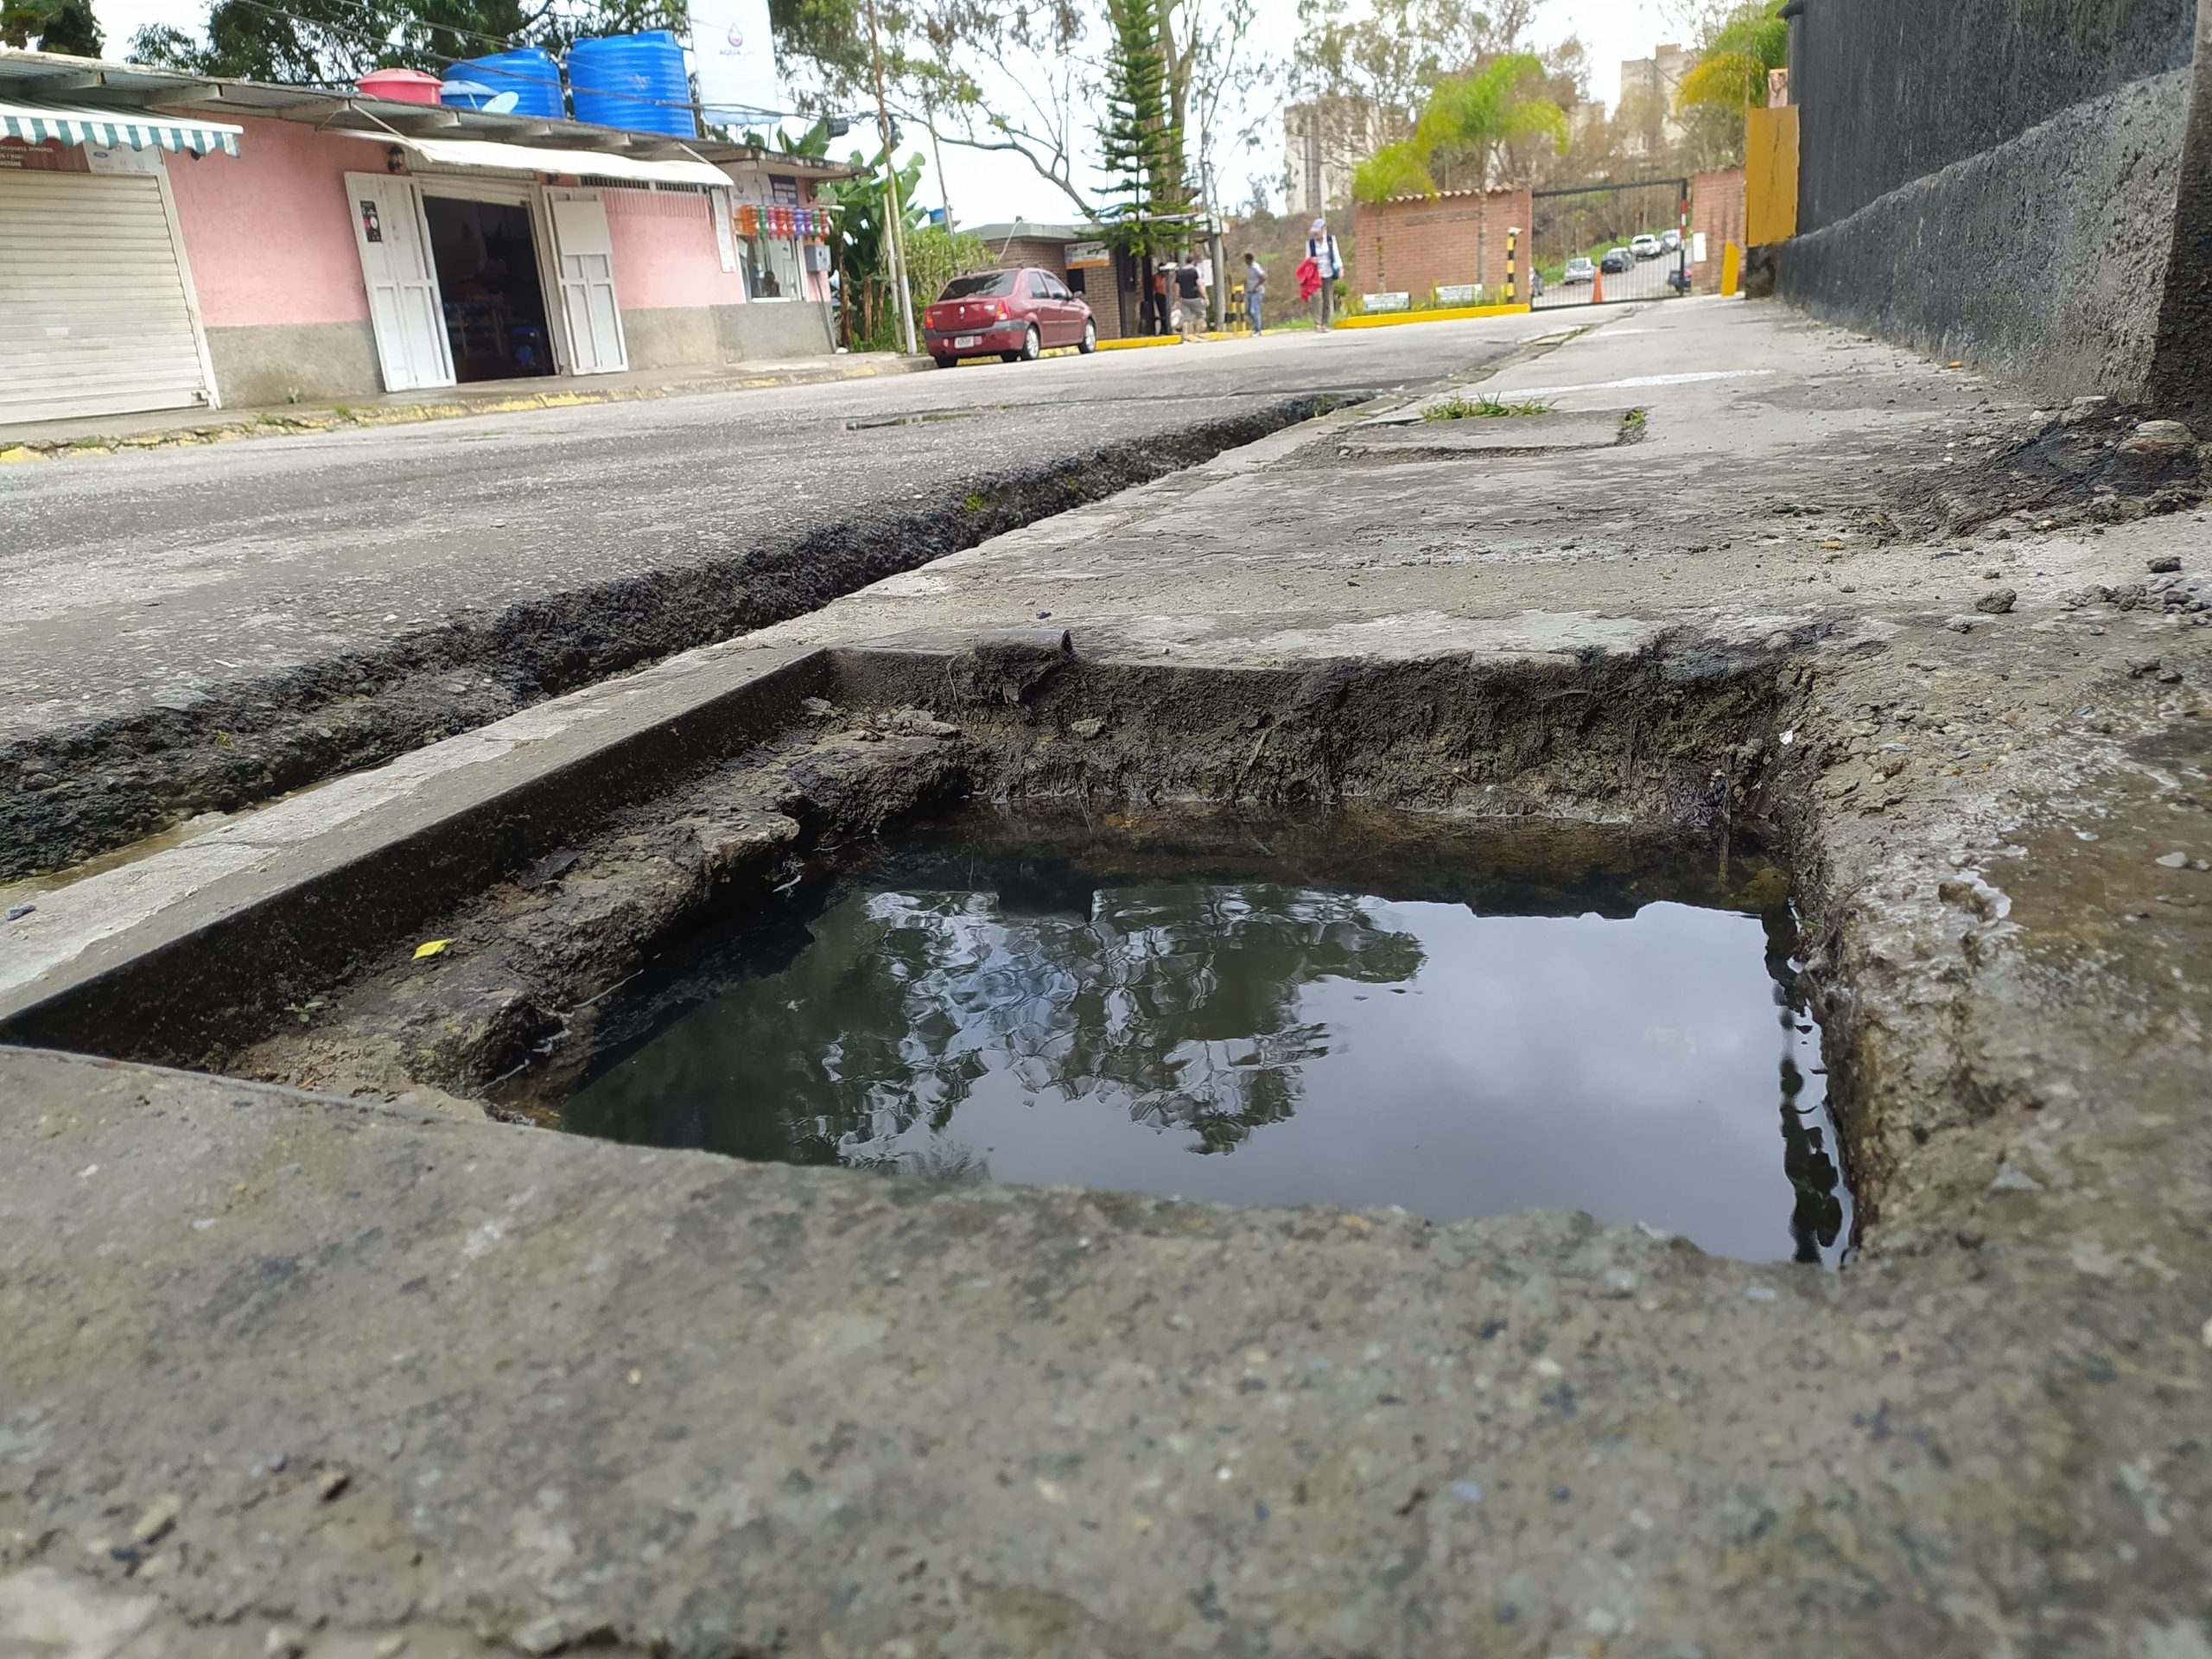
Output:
[
  {"xmin": 1792, "ymin": 0, "xmax": 2196, "ymax": 231},
  {"xmin": 2148, "ymin": 0, "xmax": 2212, "ymax": 426},
  {"xmin": 1779, "ymin": 0, "xmax": 2205, "ymax": 408}
]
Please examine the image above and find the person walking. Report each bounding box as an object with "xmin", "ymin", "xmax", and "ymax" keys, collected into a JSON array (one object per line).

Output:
[
  {"xmin": 1242, "ymin": 251, "xmax": 1267, "ymax": 334},
  {"xmin": 1174, "ymin": 251, "xmax": 1205, "ymax": 341},
  {"xmin": 1304, "ymin": 217, "xmax": 1342, "ymax": 329}
]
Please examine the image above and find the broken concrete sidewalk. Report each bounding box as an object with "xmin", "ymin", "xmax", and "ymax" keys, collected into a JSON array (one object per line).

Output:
[{"xmin": 3, "ymin": 297, "xmax": 2210, "ymax": 1657}]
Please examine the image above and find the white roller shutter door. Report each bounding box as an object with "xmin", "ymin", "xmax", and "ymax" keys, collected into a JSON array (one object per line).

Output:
[{"xmin": 0, "ymin": 168, "xmax": 214, "ymax": 424}]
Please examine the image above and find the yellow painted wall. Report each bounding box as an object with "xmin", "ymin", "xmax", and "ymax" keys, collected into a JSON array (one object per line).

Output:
[{"xmin": 1745, "ymin": 105, "xmax": 1800, "ymax": 245}]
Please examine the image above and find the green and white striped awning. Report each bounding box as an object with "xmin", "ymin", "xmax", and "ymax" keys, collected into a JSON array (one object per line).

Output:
[{"xmin": 0, "ymin": 98, "xmax": 242, "ymax": 156}]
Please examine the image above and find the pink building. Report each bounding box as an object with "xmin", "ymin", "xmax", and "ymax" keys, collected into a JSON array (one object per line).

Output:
[{"xmin": 0, "ymin": 48, "xmax": 855, "ymax": 425}]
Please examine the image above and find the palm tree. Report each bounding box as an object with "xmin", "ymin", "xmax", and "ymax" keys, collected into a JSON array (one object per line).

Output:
[
  {"xmin": 1675, "ymin": 0, "xmax": 1789, "ymax": 112},
  {"xmin": 1352, "ymin": 52, "xmax": 1567, "ymax": 201}
]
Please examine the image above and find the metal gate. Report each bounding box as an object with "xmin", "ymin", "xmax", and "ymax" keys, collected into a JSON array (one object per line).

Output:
[{"xmin": 1529, "ymin": 178, "xmax": 1688, "ymax": 308}]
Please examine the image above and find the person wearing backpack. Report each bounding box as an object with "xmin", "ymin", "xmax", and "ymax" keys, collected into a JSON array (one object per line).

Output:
[{"xmin": 1304, "ymin": 218, "xmax": 1342, "ymax": 330}]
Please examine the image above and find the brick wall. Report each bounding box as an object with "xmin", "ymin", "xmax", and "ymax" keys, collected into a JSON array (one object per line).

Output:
[
  {"xmin": 979, "ymin": 236, "xmax": 1071, "ymax": 279},
  {"xmin": 1069, "ymin": 257, "xmax": 1131, "ymax": 340},
  {"xmin": 1351, "ymin": 188, "xmax": 1535, "ymax": 304},
  {"xmin": 1690, "ymin": 168, "xmax": 1746, "ymax": 294}
]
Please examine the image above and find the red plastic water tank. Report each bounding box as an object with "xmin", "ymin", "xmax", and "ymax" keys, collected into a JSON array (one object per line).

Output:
[{"xmin": 357, "ymin": 68, "xmax": 442, "ymax": 105}]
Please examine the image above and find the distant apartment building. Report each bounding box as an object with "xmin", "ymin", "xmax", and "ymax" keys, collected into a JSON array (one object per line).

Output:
[
  {"xmin": 1618, "ymin": 42, "xmax": 1691, "ymax": 158},
  {"xmin": 1285, "ymin": 96, "xmax": 1384, "ymax": 215}
]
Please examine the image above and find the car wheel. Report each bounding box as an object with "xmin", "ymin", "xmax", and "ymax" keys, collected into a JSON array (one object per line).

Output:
[
  {"xmin": 931, "ymin": 355, "xmax": 957, "ymax": 369},
  {"xmin": 1077, "ymin": 319, "xmax": 1097, "ymax": 354},
  {"xmin": 1020, "ymin": 324, "xmax": 1040, "ymax": 362}
]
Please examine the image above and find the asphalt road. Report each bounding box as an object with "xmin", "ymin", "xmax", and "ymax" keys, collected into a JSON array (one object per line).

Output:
[{"xmin": 0, "ymin": 315, "xmax": 1555, "ymax": 872}]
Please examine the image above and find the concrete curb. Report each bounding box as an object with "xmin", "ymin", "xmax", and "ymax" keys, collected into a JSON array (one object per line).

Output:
[
  {"xmin": 1335, "ymin": 302, "xmax": 1536, "ymax": 329},
  {"xmin": 0, "ymin": 354, "xmax": 928, "ymax": 460},
  {"xmin": 0, "ymin": 644, "xmax": 828, "ymax": 1057}
]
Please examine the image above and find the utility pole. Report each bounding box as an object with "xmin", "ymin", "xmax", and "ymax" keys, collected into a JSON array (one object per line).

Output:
[
  {"xmin": 864, "ymin": 0, "xmax": 918, "ymax": 356},
  {"xmin": 923, "ymin": 91, "xmax": 956, "ymax": 233},
  {"xmin": 1200, "ymin": 152, "xmax": 1225, "ymax": 331}
]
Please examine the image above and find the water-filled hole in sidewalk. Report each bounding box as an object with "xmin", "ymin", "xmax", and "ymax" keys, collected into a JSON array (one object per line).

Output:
[{"xmin": 500, "ymin": 810, "xmax": 1853, "ymax": 1265}]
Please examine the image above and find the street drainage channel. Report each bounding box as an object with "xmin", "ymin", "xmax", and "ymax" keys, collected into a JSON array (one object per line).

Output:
[{"xmin": 494, "ymin": 808, "xmax": 1853, "ymax": 1266}]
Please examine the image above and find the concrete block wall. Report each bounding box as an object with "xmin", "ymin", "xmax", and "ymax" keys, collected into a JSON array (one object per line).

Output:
[
  {"xmin": 1779, "ymin": 0, "xmax": 2209, "ymax": 410},
  {"xmin": 1352, "ymin": 188, "xmax": 1534, "ymax": 305}
]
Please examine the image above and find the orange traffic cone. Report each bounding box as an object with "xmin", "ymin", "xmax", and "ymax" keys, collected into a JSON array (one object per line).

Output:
[{"xmin": 1592, "ymin": 268, "xmax": 1604, "ymax": 304}]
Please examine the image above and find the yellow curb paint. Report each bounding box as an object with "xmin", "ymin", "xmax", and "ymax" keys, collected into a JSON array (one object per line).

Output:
[
  {"xmin": 1096, "ymin": 335, "xmax": 1182, "ymax": 351},
  {"xmin": 1332, "ymin": 302, "xmax": 1535, "ymax": 330},
  {"xmin": 0, "ymin": 445, "xmax": 45, "ymax": 463}
]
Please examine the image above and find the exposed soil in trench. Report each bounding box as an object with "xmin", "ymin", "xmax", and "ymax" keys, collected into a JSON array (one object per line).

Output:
[
  {"xmin": 0, "ymin": 397, "xmax": 1344, "ymax": 882},
  {"xmin": 214, "ymin": 644, "xmax": 1812, "ymax": 1126}
]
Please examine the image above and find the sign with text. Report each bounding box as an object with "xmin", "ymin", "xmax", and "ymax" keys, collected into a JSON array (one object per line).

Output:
[{"xmin": 691, "ymin": 0, "xmax": 780, "ymax": 122}]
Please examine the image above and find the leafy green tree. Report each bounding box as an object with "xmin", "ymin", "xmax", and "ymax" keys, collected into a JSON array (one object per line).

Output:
[
  {"xmin": 0, "ymin": 0, "xmax": 101, "ymax": 56},
  {"xmin": 1293, "ymin": 0, "xmax": 1535, "ymax": 135},
  {"xmin": 1353, "ymin": 51, "xmax": 1565, "ymax": 201},
  {"xmin": 899, "ymin": 223, "xmax": 989, "ymax": 319},
  {"xmin": 1675, "ymin": 0, "xmax": 1787, "ymax": 112},
  {"xmin": 127, "ymin": 0, "xmax": 683, "ymax": 84},
  {"xmin": 820, "ymin": 140, "xmax": 930, "ymax": 351}
]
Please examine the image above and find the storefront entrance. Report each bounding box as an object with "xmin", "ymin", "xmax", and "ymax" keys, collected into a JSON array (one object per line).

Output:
[
  {"xmin": 346, "ymin": 168, "xmax": 632, "ymax": 393},
  {"xmin": 421, "ymin": 191, "xmax": 554, "ymax": 382}
]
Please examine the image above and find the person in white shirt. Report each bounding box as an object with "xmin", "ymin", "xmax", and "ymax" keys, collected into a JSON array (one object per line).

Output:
[{"xmin": 1306, "ymin": 217, "xmax": 1343, "ymax": 329}]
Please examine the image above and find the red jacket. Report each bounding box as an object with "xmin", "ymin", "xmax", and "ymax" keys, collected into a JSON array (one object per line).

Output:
[{"xmin": 1295, "ymin": 257, "xmax": 1322, "ymax": 301}]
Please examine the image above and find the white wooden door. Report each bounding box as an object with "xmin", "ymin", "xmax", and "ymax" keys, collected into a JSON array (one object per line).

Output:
[
  {"xmin": 549, "ymin": 193, "xmax": 627, "ymax": 374},
  {"xmin": 0, "ymin": 168, "xmax": 214, "ymax": 423},
  {"xmin": 345, "ymin": 172, "xmax": 452, "ymax": 392}
]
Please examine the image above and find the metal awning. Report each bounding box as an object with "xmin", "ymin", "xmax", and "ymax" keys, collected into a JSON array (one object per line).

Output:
[
  {"xmin": 380, "ymin": 133, "xmax": 728, "ymax": 188},
  {"xmin": 0, "ymin": 96, "xmax": 241, "ymax": 155}
]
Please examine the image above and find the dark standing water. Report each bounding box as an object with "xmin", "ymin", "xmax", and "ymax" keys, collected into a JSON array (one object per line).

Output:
[{"xmin": 519, "ymin": 812, "xmax": 1853, "ymax": 1264}]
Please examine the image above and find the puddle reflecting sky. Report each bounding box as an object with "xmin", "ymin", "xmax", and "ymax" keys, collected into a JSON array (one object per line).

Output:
[{"xmin": 561, "ymin": 861, "xmax": 1850, "ymax": 1264}]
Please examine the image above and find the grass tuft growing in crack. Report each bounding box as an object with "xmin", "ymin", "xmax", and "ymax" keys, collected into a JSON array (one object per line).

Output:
[{"xmin": 1422, "ymin": 395, "xmax": 1556, "ymax": 422}]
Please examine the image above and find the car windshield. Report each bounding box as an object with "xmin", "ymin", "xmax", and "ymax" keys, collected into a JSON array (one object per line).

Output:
[{"xmin": 938, "ymin": 272, "xmax": 1017, "ymax": 300}]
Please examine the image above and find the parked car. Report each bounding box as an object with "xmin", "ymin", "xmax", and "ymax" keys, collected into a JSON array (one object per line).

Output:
[
  {"xmin": 1661, "ymin": 228, "xmax": 1682, "ymax": 252},
  {"xmin": 923, "ymin": 268, "xmax": 1096, "ymax": 366},
  {"xmin": 1667, "ymin": 266, "xmax": 1694, "ymax": 294},
  {"xmin": 1600, "ymin": 247, "xmax": 1634, "ymax": 275},
  {"xmin": 1562, "ymin": 256, "xmax": 1597, "ymax": 286},
  {"xmin": 1630, "ymin": 233, "xmax": 1663, "ymax": 260}
]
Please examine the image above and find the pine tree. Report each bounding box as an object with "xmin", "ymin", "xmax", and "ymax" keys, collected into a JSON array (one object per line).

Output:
[{"xmin": 1096, "ymin": 0, "xmax": 1185, "ymax": 254}]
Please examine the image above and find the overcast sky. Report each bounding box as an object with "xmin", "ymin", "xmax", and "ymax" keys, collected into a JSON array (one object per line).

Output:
[{"xmin": 86, "ymin": 0, "xmax": 1674, "ymax": 225}]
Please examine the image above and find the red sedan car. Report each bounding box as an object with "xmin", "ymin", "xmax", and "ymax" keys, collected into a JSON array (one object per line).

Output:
[{"xmin": 923, "ymin": 267, "xmax": 1096, "ymax": 366}]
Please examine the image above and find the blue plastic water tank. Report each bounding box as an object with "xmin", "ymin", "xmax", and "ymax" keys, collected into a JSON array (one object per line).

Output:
[
  {"xmin": 440, "ymin": 48, "xmax": 563, "ymax": 118},
  {"xmin": 568, "ymin": 31, "xmax": 696, "ymax": 137}
]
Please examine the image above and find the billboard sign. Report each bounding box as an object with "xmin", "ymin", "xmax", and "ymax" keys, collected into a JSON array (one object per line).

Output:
[{"xmin": 692, "ymin": 0, "xmax": 781, "ymax": 123}]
